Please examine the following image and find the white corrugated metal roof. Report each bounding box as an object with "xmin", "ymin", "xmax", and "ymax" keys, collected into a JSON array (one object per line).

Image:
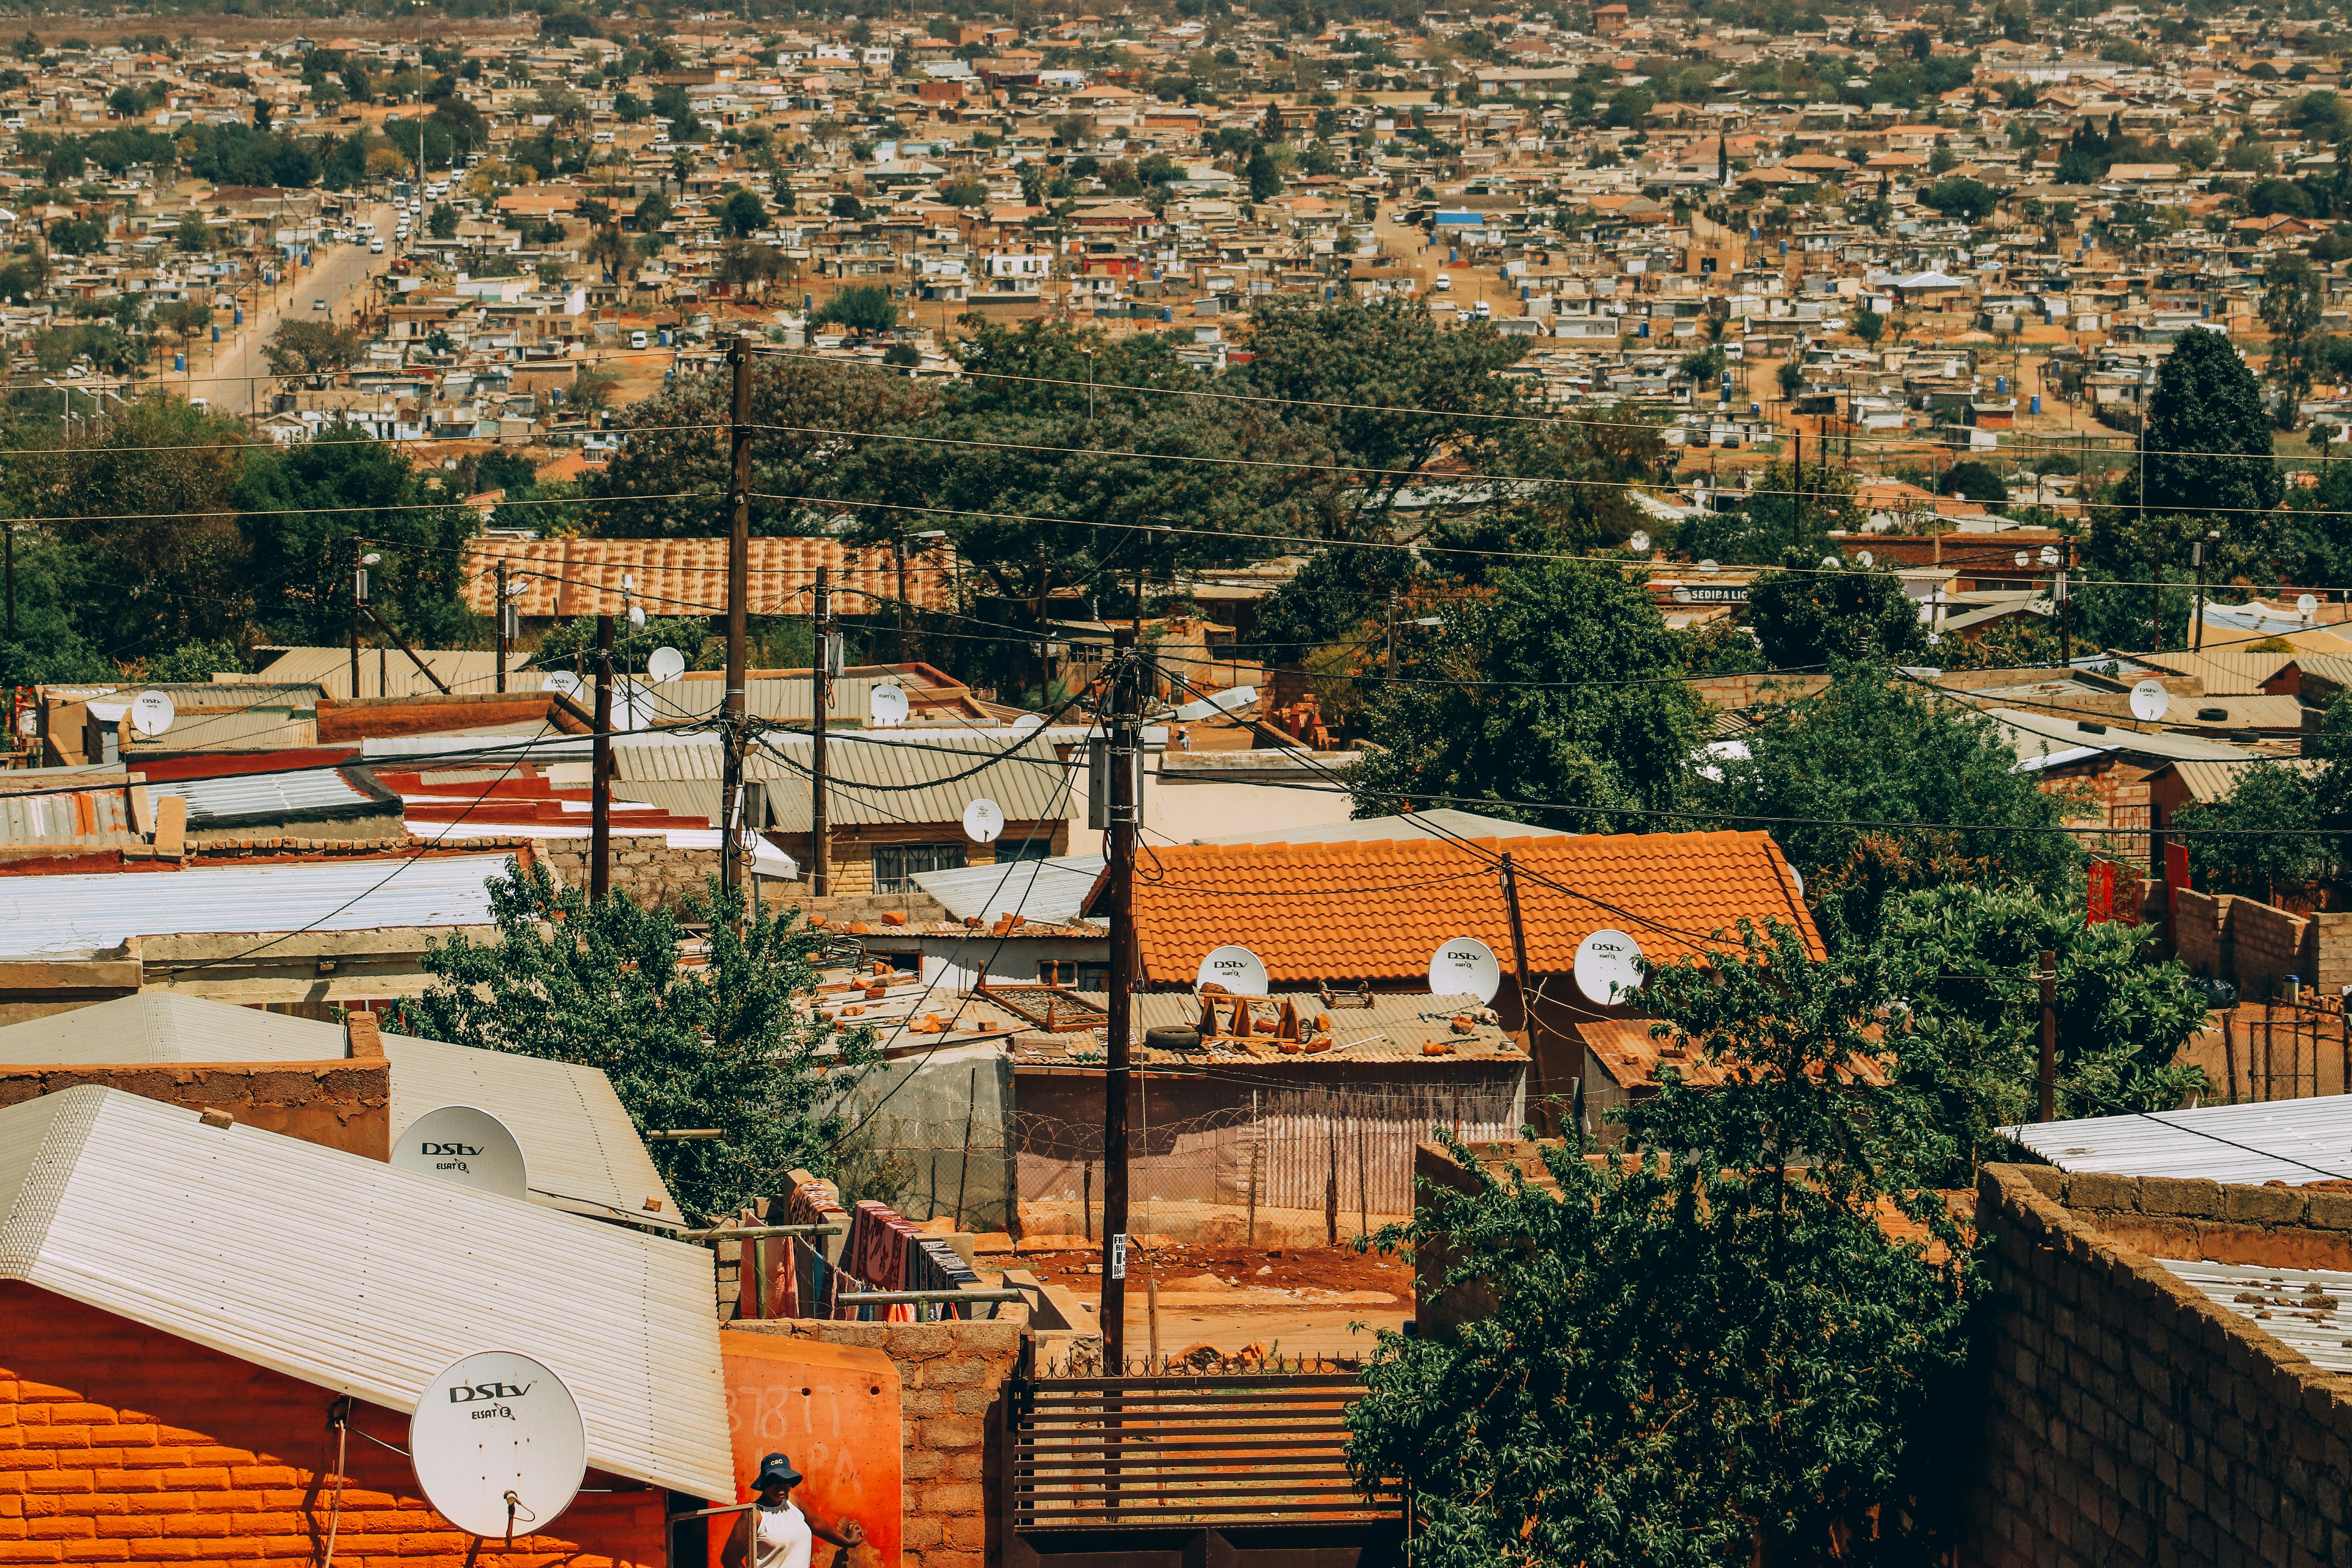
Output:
[
  {"xmin": 912, "ymin": 853, "xmax": 1106, "ymax": 924},
  {"xmin": 381, "ymin": 1031, "xmax": 683, "ymax": 1227},
  {"xmin": 2003, "ymin": 1099, "xmax": 2352, "ymax": 1185},
  {"xmin": 147, "ymin": 767, "xmax": 386, "ymax": 826},
  {"xmin": 0, "ymin": 855, "xmax": 508, "ymax": 956},
  {"xmin": 2159, "ymin": 1258, "xmax": 2352, "ymax": 1373},
  {"xmin": 615, "ymin": 731, "xmax": 1073, "ymax": 831},
  {"xmin": 0, "ymin": 994, "xmax": 345, "ymax": 1064},
  {"xmin": 0, "ymin": 1087, "xmax": 730, "ymax": 1497},
  {"xmin": 256, "ymin": 646, "xmax": 524, "ymax": 701}
]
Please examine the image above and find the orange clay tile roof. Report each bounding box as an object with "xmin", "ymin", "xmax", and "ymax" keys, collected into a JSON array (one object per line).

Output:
[
  {"xmin": 1573, "ymin": 1016, "xmax": 1890, "ymax": 1091},
  {"xmin": 461, "ymin": 536, "xmax": 956, "ymax": 620},
  {"xmin": 1123, "ymin": 830, "xmax": 1820, "ymax": 991}
]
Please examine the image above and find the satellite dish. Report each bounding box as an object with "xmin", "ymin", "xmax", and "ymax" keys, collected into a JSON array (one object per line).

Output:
[
  {"xmin": 2129, "ymin": 679, "xmax": 2171, "ymax": 722},
  {"xmin": 645, "ymin": 646, "xmax": 686, "ymax": 681},
  {"xmin": 2300, "ymin": 593, "xmax": 2321, "ymax": 619},
  {"xmin": 391, "ymin": 1105, "xmax": 530, "ymax": 1201},
  {"xmin": 627, "ymin": 604, "xmax": 646, "ymax": 628},
  {"xmin": 962, "ymin": 797, "xmax": 1004, "ymax": 842},
  {"xmin": 869, "ymin": 683, "xmax": 910, "ymax": 728},
  {"xmin": 1697, "ymin": 558, "xmax": 1721, "ymax": 573},
  {"xmin": 1428, "ymin": 936, "xmax": 1502, "ymax": 1005},
  {"xmin": 2040, "ymin": 546, "xmax": 2062, "ymax": 567},
  {"xmin": 410, "ymin": 1351, "xmax": 585, "ymax": 1541},
  {"xmin": 616, "ymin": 682, "xmax": 653, "ymax": 733},
  {"xmin": 1857, "ymin": 550, "xmax": 1874, "ymax": 567},
  {"xmin": 1628, "ymin": 529, "xmax": 1651, "ymax": 553},
  {"xmin": 130, "ymin": 690, "xmax": 176, "ymax": 739},
  {"xmin": 1196, "ymin": 944, "xmax": 1269, "ymax": 996},
  {"xmin": 1572, "ymin": 929, "xmax": 1646, "ymax": 1005},
  {"xmin": 1819, "ymin": 555, "xmax": 1842, "ymax": 570},
  {"xmin": 543, "ymin": 670, "xmax": 583, "ymax": 700}
]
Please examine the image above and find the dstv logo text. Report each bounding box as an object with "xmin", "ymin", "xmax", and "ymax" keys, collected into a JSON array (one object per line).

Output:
[
  {"xmin": 420, "ymin": 1141, "xmax": 483, "ymax": 1157},
  {"xmin": 451, "ymin": 1381, "xmax": 534, "ymax": 1403}
]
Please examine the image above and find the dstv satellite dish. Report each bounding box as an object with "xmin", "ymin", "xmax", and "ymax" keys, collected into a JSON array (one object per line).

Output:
[
  {"xmin": 1572, "ymin": 929, "xmax": 1646, "ymax": 1005},
  {"xmin": 1857, "ymin": 550, "xmax": 1874, "ymax": 567},
  {"xmin": 869, "ymin": 683, "xmax": 910, "ymax": 728},
  {"xmin": 1196, "ymin": 944, "xmax": 1269, "ymax": 996},
  {"xmin": 2129, "ymin": 679, "xmax": 2171, "ymax": 723},
  {"xmin": 2040, "ymin": 546, "xmax": 2062, "ymax": 568},
  {"xmin": 543, "ymin": 670, "xmax": 583, "ymax": 700},
  {"xmin": 1628, "ymin": 529, "xmax": 1651, "ymax": 553},
  {"xmin": 1428, "ymin": 936, "xmax": 1502, "ymax": 1005},
  {"xmin": 2300, "ymin": 593, "xmax": 2321, "ymax": 619},
  {"xmin": 410, "ymin": 1351, "xmax": 585, "ymax": 1541},
  {"xmin": 1820, "ymin": 555, "xmax": 1841, "ymax": 570},
  {"xmin": 645, "ymin": 646, "xmax": 686, "ymax": 681},
  {"xmin": 615, "ymin": 682, "xmax": 652, "ymax": 733},
  {"xmin": 391, "ymin": 1105, "xmax": 529, "ymax": 1201},
  {"xmin": 962, "ymin": 797, "xmax": 1004, "ymax": 842},
  {"xmin": 129, "ymin": 690, "xmax": 175, "ymax": 739}
]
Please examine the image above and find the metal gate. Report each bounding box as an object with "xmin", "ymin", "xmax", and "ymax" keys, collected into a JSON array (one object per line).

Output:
[{"xmin": 1002, "ymin": 1369, "xmax": 1401, "ymax": 1568}]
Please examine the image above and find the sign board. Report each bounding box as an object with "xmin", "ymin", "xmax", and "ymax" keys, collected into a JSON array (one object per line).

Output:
[
  {"xmin": 1195, "ymin": 945, "xmax": 1269, "ymax": 996},
  {"xmin": 392, "ymin": 1105, "xmax": 530, "ymax": 1201},
  {"xmin": 1428, "ymin": 937, "xmax": 1503, "ymax": 1004},
  {"xmin": 1572, "ymin": 929, "xmax": 1646, "ymax": 1005},
  {"xmin": 1109, "ymin": 1233, "xmax": 1127, "ymax": 1280},
  {"xmin": 712, "ymin": 1336, "xmax": 902, "ymax": 1567},
  {"xmin": 410, "ymin": 1351, "xmax": 585, "ymax": 1541},
  {"xmin": 961, "ymin": 797, "xmax": 1004, "ymax": 843}
]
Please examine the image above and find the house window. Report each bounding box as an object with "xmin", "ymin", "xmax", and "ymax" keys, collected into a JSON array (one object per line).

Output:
[
  {"xmin": 872, "ymin": 842, "xmax": 967, "ymax": 892},
  {"xmin": 996, "ymin": 837, "xmax": 1052, "ymax": 864}
]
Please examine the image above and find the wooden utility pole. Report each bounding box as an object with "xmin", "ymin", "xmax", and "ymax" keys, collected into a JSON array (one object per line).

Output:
[
  {"xmin": 348, "ymin": 543, "xmax": 362, "ymax": 700},
  {"xmin": 2037, "ymin": 948, "xmax": 2057, "ymax": 1123},
  {"xmin": 811, "ymin": 566, "xmax": 832, "ymax": 896},
  {"xmin": 494, "ymin": 559, "xmax": 509, "ymax": 694},
  {"xmin": 721, "ymin": 335, "xmax": 753, "ymax": 900},
  {"xmin": 1100, "ymin": 627, "xmax": 1138, "ymax": 1366},
  {"xmin": 592, "ymin": 612, "xmax": 613, "ymax": 903}
]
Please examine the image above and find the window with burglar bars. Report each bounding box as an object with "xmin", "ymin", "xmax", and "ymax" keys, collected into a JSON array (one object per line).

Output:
[{"xmin": 872, "ymin": 842, "xmax": 968, "ymax": 893}]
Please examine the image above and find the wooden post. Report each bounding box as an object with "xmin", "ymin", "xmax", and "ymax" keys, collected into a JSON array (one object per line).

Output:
[
  {"xmin": 2266, "ymin": 1010, "xmax": 2276, "ymax": 1102},
  {"xmin": 953, "ymin": 1065, "xmax": 976, "ymax": 1229},
  {"xmin": 2224, "ymin": 1009, "xmax": 2239, "ymax": 1103},
  {"xmin": 1245, "ymin": 1089, "xmax": 1260, "ymax": 1247},
  {"xmin": 1324, "ymin": 1099, "xmax": 1338, "ymax": 1246},
  {"xmin": 1082, "ymin": 1161, "xmax": 1092, "ymax": 1241},
  {"xmin": 1357, "ymin": 1102, "xmax": 1368, "ymax": 1236},
  {"xmin": 2037, "ymin": 949, "xmax": 2056, "ymax": 1123}
]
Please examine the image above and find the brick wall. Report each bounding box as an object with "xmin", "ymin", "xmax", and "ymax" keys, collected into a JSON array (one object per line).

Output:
[
  {"xmin": 0, "ymin": 1060, "xmax": 389, "ymax": 1158},
  {"xmin": 0, "ymin": 1281, "xmax": 667, "ymax": 1566},
  {"xmin": 1965, "ymin": 1163, "xmax": 2352, "ymax": 1568},
  {"xmin": 2228, "ymin": 895, "xmax": 2308, "ymax": 1003},
  {"xmin": 537, "ymin": 839, "xmax": 750, "ymax": 914},
  {"xmin": 730, "ymin": 1319, "xmax": 1022, "ymax": 1568},
  {"xmin": 2169, "ymin": 890, "xmax": 2352, "ymax": 1003},
  {"xmin": 2172, "ymin": 887, "xmax": 2231, "ymax": 977}
]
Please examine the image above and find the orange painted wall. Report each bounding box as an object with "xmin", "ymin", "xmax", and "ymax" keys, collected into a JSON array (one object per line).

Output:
[
  {"xmin": 0, "ymin": 1281, "xmax": 667, "ymax": 1566},
  {"xmin": 712, "ymin": 1334, "xmax": 903, "ymax": 1568}
]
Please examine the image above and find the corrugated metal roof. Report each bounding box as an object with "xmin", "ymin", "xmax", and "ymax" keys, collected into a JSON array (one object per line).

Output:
[
  {"xmin": 1985, "ymin": 707, "xmax": 2254, "ymax": 764},
  {"xmin": 381, "ymin": 1031, "xmax": 683, "ymax": 1227},
  {"xmin": 614, "ymin": 731, "xmax": 1072, "ymax": 831},
  {"xmin": 122, "ymin": 704, "xmax": 318, "ymax": 755},
  {"xmin": 2160, "ymin": 757, "xmax": 2328, "ymax": 805},
  {"xmin": 146, "ymin": 766, "xmax": 387, "ymax": 827},
  {"xmin": 0, "ymin": 855, "xmax": 508, "ymax": 956},
  {"xmin": 0, "ymin": 994, "xmax": 348, "ymax": 1064},
  {"xmin": 2002, "ymin": 1100, "xmax": 2352, "ymax": 1185},
  {"xmin": 0, "ymin": 785, "xmax": 135, "ymax": 848},
  {"xmin": 913, "ymin": 853, "xmax": 1106, "ymax": 924},
  {"xmin": 256, "ymin": 647, "xmax": 521, "ymax": 701},
  {"xmin": 635, "ymin": 675, "xmax": 921, "ymax": 726},
  {"xmin": 2128, "ymin": 650, "xmax": 2300, "ymax": 694},
  {"xmin": 0, "ymin": 1087, "xmax": 730, "ymax": 1497},
  {"xmin": 462, "ymin": 535, "xmax": 954, "ymax": 619},
  {"xmin": 1192, "ymin": 809, "xmax": 1575, "ymax": 847},
  {"xmin": 2158, "ymin": 1258, "xmax": 2352, "ymax": 1374},
  {"xmin": 601, "ymin": 778, "xmax": 718, "ymax": 826}
]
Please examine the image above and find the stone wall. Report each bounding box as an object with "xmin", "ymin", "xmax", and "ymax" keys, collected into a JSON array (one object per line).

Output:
[
  {"xmin": 1965, "ymin": 1163, "xmax": 2352, "ymax": 1567},
  {"xmin": 730, "ymin": 1318, "xmax": 1025, "ymax": 1568}
]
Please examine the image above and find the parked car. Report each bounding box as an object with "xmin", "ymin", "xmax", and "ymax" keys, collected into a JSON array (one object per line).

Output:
[{"xmin": 369, "ymin": 238, "xmax": 385, "ymax": 254}]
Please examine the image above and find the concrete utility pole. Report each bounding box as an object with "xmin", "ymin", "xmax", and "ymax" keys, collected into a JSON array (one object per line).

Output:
[
  {"xmin": 494, "ymin": 559, "xmax": 509, "ymax": 694},
  {"xmin": 592, "ymin": 612, "xmax": 613, "ymax": 902},
  {"xmin": 721, "ymin": 336, "xmax": 753, "ymax": 900},
  {"xmin": 812, "ymin": 566, "xmax": 832, "ymax": 897},
  {"xmin": 1100, "ymin": 626, "xmax": 1138, "ymax": 1367},
  {"xmin": 349, "ymin": 543, "xmax": 363, "ymax": 700}
]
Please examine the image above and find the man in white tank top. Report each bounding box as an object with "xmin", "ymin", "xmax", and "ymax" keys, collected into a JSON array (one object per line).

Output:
[{"xmin": 721, "ymin": 1452, "xmax": 866, "ymax": 1568}]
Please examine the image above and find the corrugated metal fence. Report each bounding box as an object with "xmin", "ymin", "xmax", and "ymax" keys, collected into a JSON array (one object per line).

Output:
[{"xmin": 1016, "ymin": 1080, "xmax": 1521, "ymax": 1224}]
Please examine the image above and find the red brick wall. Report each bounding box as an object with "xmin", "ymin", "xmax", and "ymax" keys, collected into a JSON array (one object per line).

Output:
[
  {"xmin": 0, "ymin": 1282, "xmax": 668, "ymax": 1566},
  {"xmin": 1965, "ymin": 1164, "xmax": 2352, "ymax": 1568}
]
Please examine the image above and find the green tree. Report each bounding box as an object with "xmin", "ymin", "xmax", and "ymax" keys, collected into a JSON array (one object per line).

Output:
[
  {"xmin": 1244, "ymin": 142, "xmax": 1281, "ymax": 200},
  {"xmin": 427, "ymin": 202, "xmax": 459, "ymax": 239},
  {"xmin": 2261, "ymin": 252, "xmax": 2326, "ymax": 425},
  {"xmin": 1917, "ymin": 175, "xmax": 1998, "ymax": 223},
  {"xmin": 1344, "ymin": 558, "xmax": 1702, "ymax": 831},
  {"xmin": 261, "ymin": 319, "xmax": 363, "ymax": 376},
  {"xmin": 1851, "ymin": 303, "xmax": 1884, "ymax": 344},
  {"xmin": 172, "ymin": 211, "xmax": 211, "ymax": 252},
  {"xmin": 1674, "ymin": 456, "xmax": 1857, "ymax": 566},
  {"xmin": 1940, "ymin": 457, "xmax": 2009, "ymax": 503},
  {"xmin": 1348, "ymin": 918, "xmax": 1972, "ymax": 1566},
  {"xmin": 2178, "ymin": 760, "xmax": 2330, "ymax": 900},
  {"xmin": 140, "ymin": 637, "xmax": 245, "ymax": 682},
  {"xmin": 812, "ymin": 283, "xmax": 899, "ymax": 336},
  {"xmin": 715, "ymin": 186, "xmax": 767, "ymax": 236},
  {"xmin": 1745, "ymin": 555, "xmax": 1934, "ymax": 667},
  {"xmin": 1698, "ymin": 661, "xmax": 2085, "ymax": 939},
  {"xmin": 397, "ymin": 860, "xmax": 875, "ymax": 1223}
]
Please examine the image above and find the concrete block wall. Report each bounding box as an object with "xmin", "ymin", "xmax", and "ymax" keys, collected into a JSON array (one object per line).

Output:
[
  {"xmin": 2228, "ymin": 896, "xmax": 2310, "ymax": 1004},
  {"xmin": 2171, "ymin": 888, "xmax": 2230, "ymax": 977},
  {"xmin": 1965, "ymin": 1163, "xmax": 2352, "ymax": 1568},
  {"xmin": 2171, "ymin": 889, "xmax": 2352, "ymax": 1003},
  {"xmin": 732, "ymin": 1319, "xmax": 1023, "ymax": 1568}
]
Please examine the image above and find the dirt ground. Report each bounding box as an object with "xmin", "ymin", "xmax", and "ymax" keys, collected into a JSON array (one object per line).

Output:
[{"xmin": 1014, "ymin": 1242, "xmax": 1417, "ymax": 1362}]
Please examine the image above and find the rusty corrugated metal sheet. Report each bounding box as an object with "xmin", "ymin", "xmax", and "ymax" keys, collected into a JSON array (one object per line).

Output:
[{"xmin": 462, "ymin": 537, "xmax": 956, "ymax": 618}]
